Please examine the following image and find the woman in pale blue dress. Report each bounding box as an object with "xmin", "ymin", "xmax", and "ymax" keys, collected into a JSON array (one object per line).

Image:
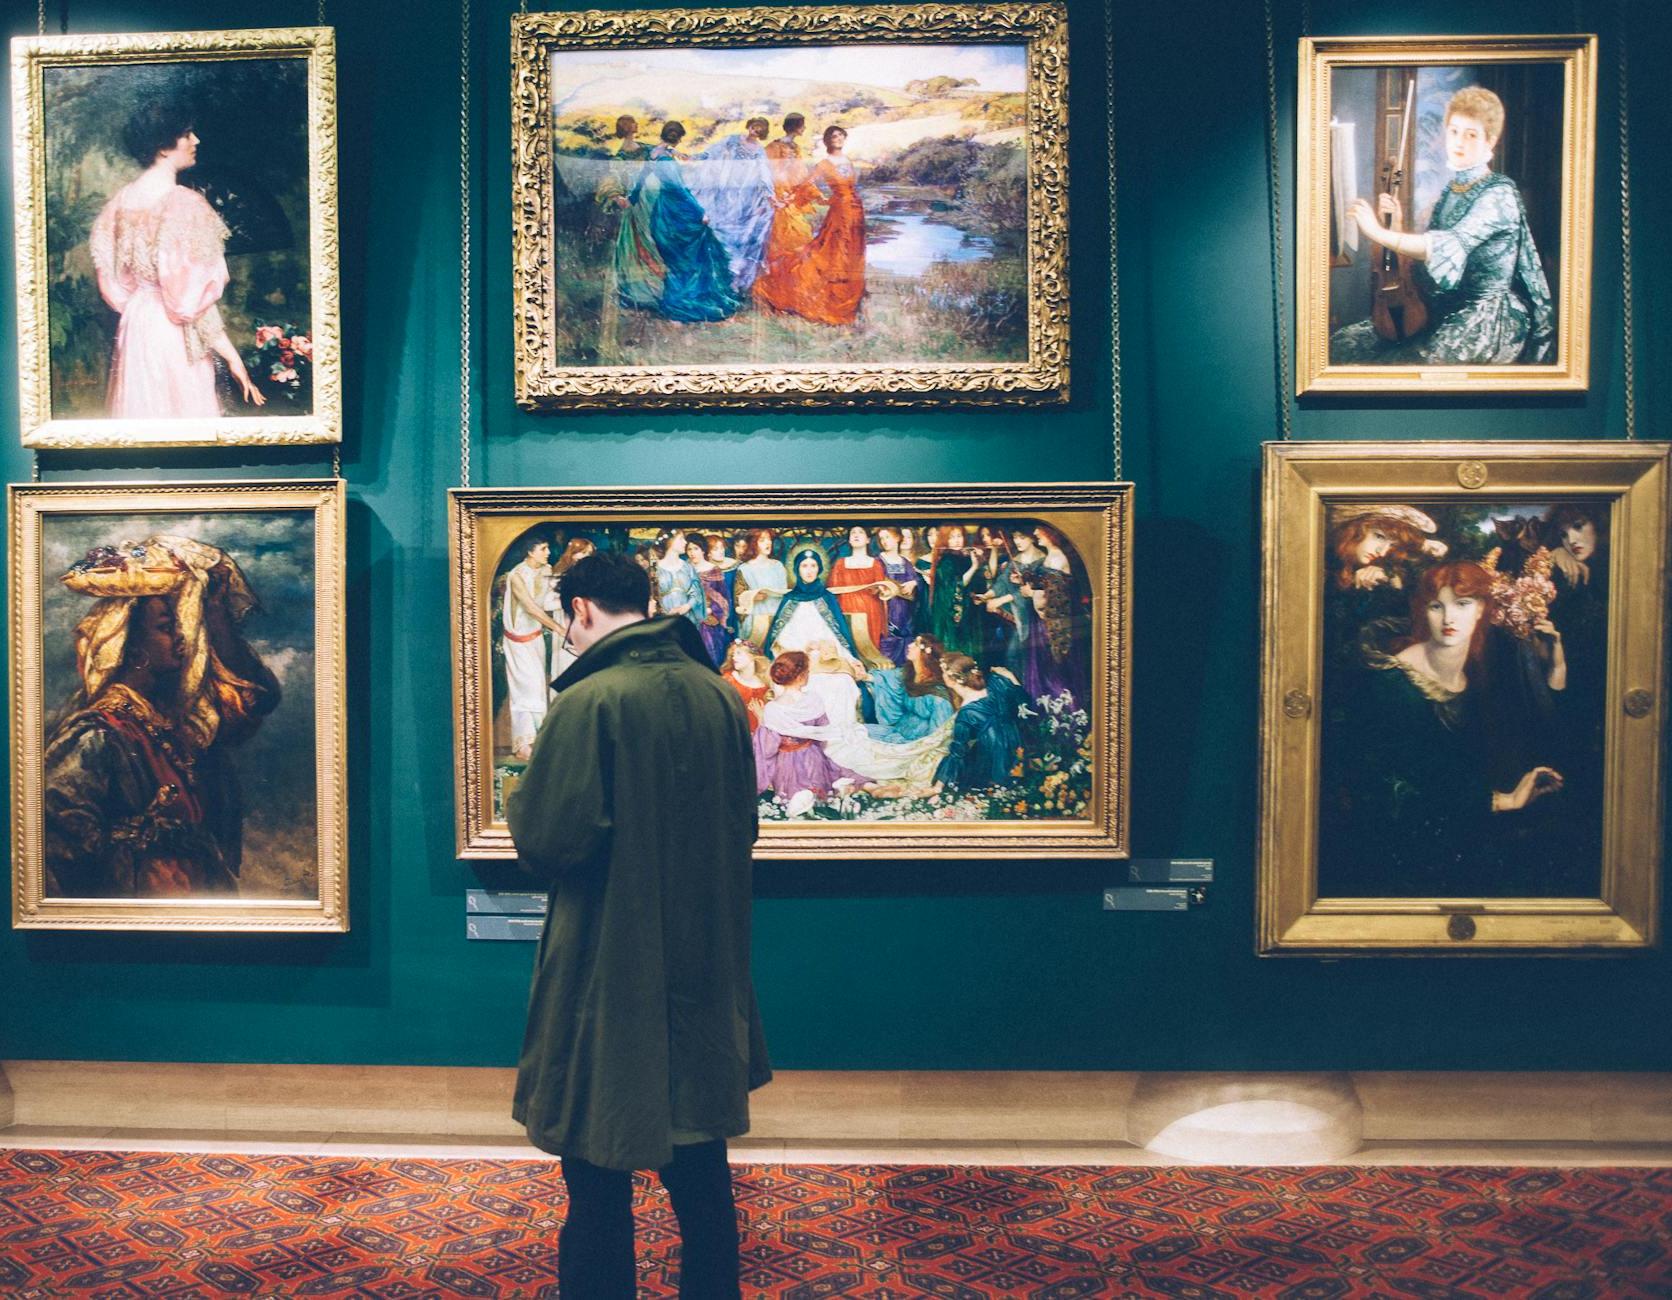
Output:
[
  {"xmin": 652, "ymin": 528, "xmax": 705, "ymax": 628},
  {"xmin": 1331, "ymin": 85, "xmax": 1554, "ymax": 366},
  {"xmin": 734, "ymin": 529, "xmax": 790, "ymax": 648}
]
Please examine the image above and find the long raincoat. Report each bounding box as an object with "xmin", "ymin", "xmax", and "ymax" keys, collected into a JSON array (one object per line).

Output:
[{"xmin": 506, "ymin": 615, "xmax": 771, "ymax": 1170}]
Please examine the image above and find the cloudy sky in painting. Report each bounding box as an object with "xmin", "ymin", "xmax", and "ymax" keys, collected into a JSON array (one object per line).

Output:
[{"xmin": 554, "ymin": 43, "xmax": 1026, "ymax": 94}]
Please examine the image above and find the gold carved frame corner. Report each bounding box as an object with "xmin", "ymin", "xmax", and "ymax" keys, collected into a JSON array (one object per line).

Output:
[
  {"xmin": 11, "ymin": 27, "xmax": 342, "ymax": 448},
  {"xmin": 1259, "ymin": 441, "xmax": 1668, "ymax": 954},
  {"xmin": 510, "ymin": 3, "xmax": 1070, "ymax": 409}
]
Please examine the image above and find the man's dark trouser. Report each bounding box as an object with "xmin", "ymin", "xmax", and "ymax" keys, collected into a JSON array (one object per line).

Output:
[{"xmin": 558, "ymin": 1138, "xmax": 741, "ymax": 1298}]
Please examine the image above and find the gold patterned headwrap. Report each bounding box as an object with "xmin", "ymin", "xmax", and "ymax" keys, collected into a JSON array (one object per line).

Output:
[{"xmin": 64, "ymin": 535, "xmax": 260, "ymax": 750}]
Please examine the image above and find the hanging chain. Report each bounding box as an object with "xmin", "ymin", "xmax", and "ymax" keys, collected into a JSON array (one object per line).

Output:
[
  {"xmin": 1104, "ymin": 0, "xmax": 1122, "ymax": 482},
  {"xmin": 1263, "ymin": 0, "xmax": 1293, "ymax": 439},
  {"xmin": 331, "ymin": 444, "xmax": 341, "ymax": 478},
  {"xmin": 459, "ymin": 0, "xmax": 472, "ymax": 488},
  {"xmin": 1300, "ymin": 0, "xmax": 1311, "ymax": 38},
  {"xmin": 31, "ymin": 455, "xmax": 40, "ymax": 483},
  {"xmin": 318, "ymin": 0, "xmax": 326, "ymax": 24},
  {"xmin": 1616, "ymin": 0, "xmax": 1636, "ymax": 439},
  {"xmin": 37, "ymin": 0, "xmax": 45, "ymax": 35}
]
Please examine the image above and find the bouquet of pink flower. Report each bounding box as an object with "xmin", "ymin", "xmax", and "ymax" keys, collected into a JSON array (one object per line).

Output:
[
  {"xmin": 243, "ymin": 323, "xmax": 314, "ymax": 406},
  {"xmin": 1482, "ymin": 545, "xmax": 1557, "ymax": 640}
]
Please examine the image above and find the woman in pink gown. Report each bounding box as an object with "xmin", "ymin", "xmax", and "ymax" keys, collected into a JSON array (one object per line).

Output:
[{"xmin": 89, "ymin": 102, "xmax": 265, "ymax": 419}]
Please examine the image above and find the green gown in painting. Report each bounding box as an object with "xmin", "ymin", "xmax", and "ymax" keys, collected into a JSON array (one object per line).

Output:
[
  {"xmin": 594, "ymin": 141, "xmax": 665, "ymax": 313},
  {"xmin": 1331, "ymin": 164, "xmax": 1555, "ymax": 366},
  {"xmin": 1318, "ymin": 628, "xmax": 1501, "ymax": 898}
]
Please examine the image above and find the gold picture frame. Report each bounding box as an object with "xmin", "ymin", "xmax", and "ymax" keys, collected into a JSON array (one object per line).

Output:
[
  {"xmin": 510, "ymin": 3, "xmax": 1070, "ymax": 409},
  {"xmin": 11, "ymin": 27, "xmax": 341, "ymax": 447},
  {"xmin": 10, "ymin": 480, "xmax": 348, "ymax": 931},
  {"xmin": 1296, "ymin": 35, "xmax": 1596, "ymax": 394},
  {"xmin": 1259, "ymin": 441, "xmax": 1668, "ymax": 954},
  {"xmin": 451, "ymin": 484, "xmax": 1130, "ymax": 859}
]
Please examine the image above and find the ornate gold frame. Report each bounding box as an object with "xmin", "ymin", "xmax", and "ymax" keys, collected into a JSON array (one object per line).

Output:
[
  {"xmin": 1295, "ymin": 35, "xmax": 1596, "ymax": 394},
  {"xmin": 450, "ymin": 484, "xmax": 1130, "ymax": 859},
  {"xmin": 10, "ymin": 480, "xmax": 348, "ymax": 931},
  {"xmin": 11, "ymin": 28, "xmax": 341, "ymax": 448},
  {"xmin": 1259, "ymin": 442, "xmax": 1668, "ymax": 954},
  {"xmin": 510, "ymin": 3, "xmax": 1070, "ymax": 408}
]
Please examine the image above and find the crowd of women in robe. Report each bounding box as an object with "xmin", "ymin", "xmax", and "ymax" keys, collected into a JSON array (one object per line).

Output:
[
  {"xmin": 1317, "ymin": 500, "xmax": 1609, "ymax": 898},
  {"xmin": 499, "ymin": 522, "xmax": 1093, "ymax": 818},
  {"xmin": 588, "ymin": 111, "xmax": 868, "ymax": 327}
]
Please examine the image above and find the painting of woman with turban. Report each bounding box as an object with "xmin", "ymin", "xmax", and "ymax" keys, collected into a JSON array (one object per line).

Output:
[
  {"xmin": 42, "ymin": 538, "xmax": 282, "ymax": 898},
  {"xmin": 13, "ymin": 482, "xmax": 348, "ymax": 930}
]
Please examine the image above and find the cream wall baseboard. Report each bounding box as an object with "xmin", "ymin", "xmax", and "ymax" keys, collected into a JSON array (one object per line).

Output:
[{"xmin": 2, "ymin": 1061, "xmax": 1669, "ymax": 1151}]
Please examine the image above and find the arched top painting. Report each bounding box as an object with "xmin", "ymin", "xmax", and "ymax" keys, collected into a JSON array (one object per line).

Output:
[
  {"xmin": 510, "ymin": 3, "xmax": 1070, "ymax": 408},
  {"xmin": 1295, "ymin": 35, "xmax": 1596, "ymax": 394},
  {"xmin": 10, "ymin": 27, "xmax": 340, "ymax": 448},
  {"xmin": 449, "ymin": 484, "xmax": 1130, "ymax": 859}
]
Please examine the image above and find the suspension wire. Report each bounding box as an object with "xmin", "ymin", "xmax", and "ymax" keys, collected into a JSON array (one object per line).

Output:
[
  {"xmin": 459, "ymin": 0, "xmax": 472, "ymax": 487},
  {"xmin": 1103, "ymin": 0, "xmax": 1122, "ymax": 481},
  {"xmin": 1616, "ymin": 0, "xmax": 1636, "ymax": 439},
  {"xmin": 1262, "ymin": 0, "xmax": 1293, "ymax": 438}
]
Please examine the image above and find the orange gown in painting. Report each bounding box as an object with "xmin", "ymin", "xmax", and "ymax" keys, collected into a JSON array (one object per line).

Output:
[
  {"xmin": 754, "ymin": 158, "xmax": 866, "ymax": 326},
  {"xmin": 831, "ymin": 556, "xmax": 888, "ymax": 657},
  {"xmin": 761, "ymin": 137, "xmax": 815, "ymax": 265}
]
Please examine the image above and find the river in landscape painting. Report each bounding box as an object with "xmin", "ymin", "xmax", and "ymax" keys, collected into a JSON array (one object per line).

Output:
[{"xmin": 864, "ymin": 185, "xmax": 997, "ymax": 278}]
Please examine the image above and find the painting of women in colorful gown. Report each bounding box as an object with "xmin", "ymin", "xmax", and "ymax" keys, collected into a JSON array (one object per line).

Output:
[
  {"xmin": 12, "ymin": 481, "xmax": 348, "ymax": 931},
  {"xmin": 1317, "ymin": 499, "xmax": 1612, "ymax": 900},
  {"xmin": 12, "ymin": 29, "xmax": 340, "ymax": 447},
  {"xmin": 455, "ymin": 485, "xmax": 1129, "ymax": 859},
  {"xmin": 1297, "ymin": 37, "xmax": 1595, "ymax": 392},
  {"xmin": 512, "ymin": 4, "xmax": 1070, "ymax": 406}
]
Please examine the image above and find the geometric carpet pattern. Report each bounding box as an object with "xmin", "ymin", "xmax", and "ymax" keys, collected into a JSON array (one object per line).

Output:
[{"xmin": 3, "ymin": 1151, "xmax": 1671, "ymax": 1297}]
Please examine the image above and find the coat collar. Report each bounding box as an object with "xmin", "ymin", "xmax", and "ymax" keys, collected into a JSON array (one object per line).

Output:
[{"xmin": 551, "ymin": 615, "xmax": 716, "ymax": 692}]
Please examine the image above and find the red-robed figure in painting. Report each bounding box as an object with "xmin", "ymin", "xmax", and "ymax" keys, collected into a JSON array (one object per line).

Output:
[{"xmin": 754, "ymin": 125, "xmax": 866, "ymax": 326}]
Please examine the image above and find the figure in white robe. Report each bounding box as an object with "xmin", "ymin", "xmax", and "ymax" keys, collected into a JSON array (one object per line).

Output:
[{"xmin": 502, "ymin": 545, "xmax": 559, "ymax": 759}]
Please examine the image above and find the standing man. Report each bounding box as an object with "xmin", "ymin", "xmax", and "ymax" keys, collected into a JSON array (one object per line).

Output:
[{"xmin": 506, "ymin": 551, "xmax": 770, "ymax": 1298}]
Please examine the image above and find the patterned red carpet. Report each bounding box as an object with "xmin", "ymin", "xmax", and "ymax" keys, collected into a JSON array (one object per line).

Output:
[{"xmin": 2, "ymin": 1151, "xmax": 1670, "ymax": 1297}]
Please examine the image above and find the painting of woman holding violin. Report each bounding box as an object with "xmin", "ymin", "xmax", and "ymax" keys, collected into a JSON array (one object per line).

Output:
[
  {"xmin": 1331, "ymin": 82, "xmax": 1554, "ymax": 367},
  {"xmin": 1297, "ymin": 38, "xmax": 1596, "ymax": 393}
]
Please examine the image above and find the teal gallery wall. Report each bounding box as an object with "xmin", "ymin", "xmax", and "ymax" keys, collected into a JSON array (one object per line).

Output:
[{"xmin": 3, "ymin": 0, "xmax": 1670, "ymax": 1072}]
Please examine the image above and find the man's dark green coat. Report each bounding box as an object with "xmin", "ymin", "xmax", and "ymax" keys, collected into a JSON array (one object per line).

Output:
[{"xmin": 506, "ymin": 616, "xmax": 771, "ymax": 1170}]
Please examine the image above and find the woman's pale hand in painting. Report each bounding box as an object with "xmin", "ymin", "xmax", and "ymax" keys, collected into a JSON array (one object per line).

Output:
[{"xmin": 1493, "ymin": 766, "xmax": 1564, "ymax": 814}]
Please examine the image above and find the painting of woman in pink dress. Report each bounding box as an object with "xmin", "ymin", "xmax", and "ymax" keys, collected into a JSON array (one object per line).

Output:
[{"xmin": 89, "ymin": 100, "xmax": 267, "ymax": 420}]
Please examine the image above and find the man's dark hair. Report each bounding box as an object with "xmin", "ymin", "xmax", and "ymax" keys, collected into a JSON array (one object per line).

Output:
[
  {"xmin": 122, "ymin": 98, "xmax": 196, "ymax": 167},
  {"xmin": 782, "ymin": 112, "xmax": 805, "ymax": 134},
  {"xmin": 660, "ymin": 120, "xmax": 686, "ymax": 144},
  {"xmin": 558, "ymin": 551, "xmax": 650, "ymax": 617}
]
